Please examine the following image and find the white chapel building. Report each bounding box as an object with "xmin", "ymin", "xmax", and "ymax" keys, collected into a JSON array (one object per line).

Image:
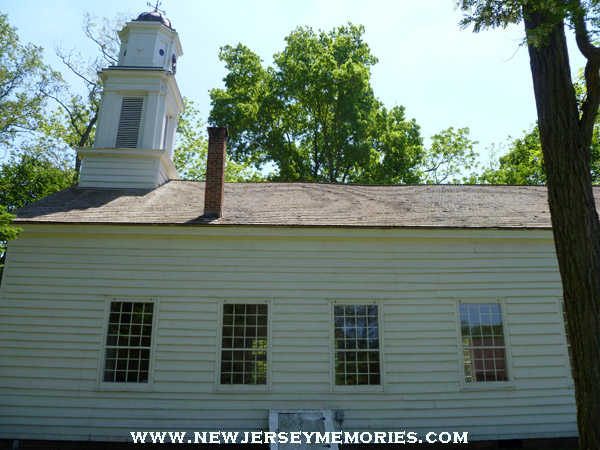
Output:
[{"xmin": 0, "ymin": 8, "xmax": 588, "ymax": 446}]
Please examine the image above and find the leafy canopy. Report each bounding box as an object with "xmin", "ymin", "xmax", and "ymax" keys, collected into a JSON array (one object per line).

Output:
[
  {"xmin": 0, "ymin": 13, "xmax": 58, "ymax": 148},
  {"xmin": 209, "ymin": 23, "xmax": 425, "ymax": 183},
  {"xmin": 0, "ymin": 205, "xmax": 21, "ymax": 282},
  {"xmin": 457, "ymin": 0, "xmax": 600, "ymax": 49},
  {"xmin": 474, "ymin": 122, "xmax": 600, "ymax": 185},
  {"xmin": 174, "ymin": 100, "xmax": 264, "ymax": 182},
  {"xmin": 420, "ymin": 127, "xmax": 478, "ymax": 184},
  {"xmin": 0, "ymin": 148, "xmax": 75, "ymax": 212}
]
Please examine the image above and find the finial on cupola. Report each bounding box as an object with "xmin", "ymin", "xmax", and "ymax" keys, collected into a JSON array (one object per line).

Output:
[
  {"xmin": 147, "ymin": 0, "xmax": 166, "ymax": 14},
  {"xmin": 134, "ymin": 1, "xmax": 172, "ymax": 29}
]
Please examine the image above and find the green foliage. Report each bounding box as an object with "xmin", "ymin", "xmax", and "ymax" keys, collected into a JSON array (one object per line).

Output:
[
  {"xmin": 209, "ymin": 24, "xmax": 423, "ymax": 183},
  {"xmin": 474, "ymin": 120, "xmax": 600, "ymax": 185},
  {"xmin": 0, "ymin": 148, "xmax": 75, "ymax": 212},
  {"xmin": 456, "ymin": 0, "xmax": 524, "ymax": 32},
  {"xmin": 471, "ymin": 128, "xmax": 599, "ymax": 186},
  {"xmin": 0, "ymin": 13, "xmax": 75, "ymax": 214},
  {"xmin": 0, "ymin": 13, "xmax": 58, "ymax": 147},
  {"xmin": 174, "ymin": 99, "xmax": 264, "ymax": 182},
  {"xmin": 0, "ymin": 205, "xmax": 21, "ymax": 283},
  {"xmin": 0, "ymin": 13, "xmax": 72, "ymax": 272},
  {"xmin": 591, "ymin": 124, "xmax": 600, "ymax": 182},
  {"xmin": 476, "ymin": 127, "xmax": 546, "ymax": 185},
  {"xmin": 470, "ymin": 66, "xmax": 600, "ymax": 185},
  {"xmin": 456, "ymin": 0, "xmax": 600, "ymax": 46},
  {"xmin": 456, "ymin": 0, "xmax": 573, "ymax": 32},
  {"xmin": 420, "ymin": 127, "xmax": 478, "ymax": 184},
  {"xmin": 41, "ymin": 92, "xmax": 99, "ymax": 151},
  {"xmin": 354, "ymin": 106, "xmax": 424, "ymax": 184},
  {"xmin": 46, "ymin": 12, "xmax": 129, "ymax": 174},
  {"xmin": 0, "ymin": 206, "xmax": 20, "ymax": 244}
]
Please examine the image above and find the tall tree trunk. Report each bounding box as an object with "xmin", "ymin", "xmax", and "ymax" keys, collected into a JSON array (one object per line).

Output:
[
  {"xmin": 73, "ymin": 112, "xmax": 98, "ymax": 183},
  {"xmin": 523, "ymin": 6, "xmax": 600, "ymax": 448}
]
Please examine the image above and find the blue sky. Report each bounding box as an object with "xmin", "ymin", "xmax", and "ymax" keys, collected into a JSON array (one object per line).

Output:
[{"xmin": 2, "ymin": 0, "xmax": 587, "ymax": 168}]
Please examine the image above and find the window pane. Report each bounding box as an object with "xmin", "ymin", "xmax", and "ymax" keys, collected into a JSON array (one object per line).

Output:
[
  {"xmin": 103, "ymin": 301, "xmax": 153, "ymax": 384},
  {"xmin": 334, "ymin": 304, "xmax": 381, "ymax": 386},
  {"xmin": 459, "ymin": 302, "xmax": 508, "ymax": 383},
  {"xmin": 220, "ymin": 303, "xmax": 268, "ymax": 385}
]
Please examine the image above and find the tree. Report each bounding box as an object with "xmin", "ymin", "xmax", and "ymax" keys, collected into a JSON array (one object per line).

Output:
[
  {"xmin": 48, "ymin": 13, "xmax": 128, "ymax": 177},
  {"xmin": 0, "ymin": 148, "xmax": 74, "ymax": 212},
  {"xmin": 477, "ymin": 127, "xmax": 547, "ymax": 185},
  {"xmin": 209, "ymin": 24, "xmax": 423, "ymax": 183},
  {"xmin": 0, "ymin": 11, "xmax": 122, "ymax": 199},
  {"xmin": 0, "ymin": 13, "xmax": 57, "ymax": 148},
  {"xmin": 0, "ymin": 13, "xmax": 69, "ymax": 283},
  {"xmin": 476, "ymin": 69, "xmax": 600, "ymax": 185},
  {"xmin": 0, "ymin": 206, "xmax": 21, "ymax": 284},
  {"xmin": 48, "ymin": 13, "xmax": 262, "ymax": 184},
  {"xmin": 475, "ymin": 124, "xmax": 600, "ymax": 185},
  {"xmin": 174, "ymin": 100, "xmax": 264, "ymax": 182},
  {"xmin": 420, "ymin": 126, "xmax": 478, "ymax": 184},
  {"xmin": 458, "ymin": 1, "xmax": 600, "ymax": 446},
  {"xmin": 350, "ymin": 105, "xmax": 424, "ymax": 184}
]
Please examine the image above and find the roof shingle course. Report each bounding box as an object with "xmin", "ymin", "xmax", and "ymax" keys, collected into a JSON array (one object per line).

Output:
[{"xmin": 14, "ymin": 180, "xmax": 599, "ymax": 229}]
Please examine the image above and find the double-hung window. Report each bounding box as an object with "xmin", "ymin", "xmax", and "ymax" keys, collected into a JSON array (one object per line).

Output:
[
  {"xmin": 219, "ymin": 303, "xmax": 269, "ymax": 386},
  {"xmin": 333, "ymin": 304, "xmax": 381, "ymax": 387},
  {"xmin": 459, "ymin": 301, "xmax": 509, "ymax": 384},
  {"xmin": 102, "ymin": 300, "xmax": 155, "ymax": 385}
]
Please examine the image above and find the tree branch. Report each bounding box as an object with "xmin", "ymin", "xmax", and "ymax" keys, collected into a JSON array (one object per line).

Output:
[
  {"xmin": 579, "ymin": 60, "xmax": 600, "ymax": 140},
  {"xmin": 572, "ymin": 2, "xmax": 600, "ymax": 64},
  {"xmin": 55, "ymin": 47, "xmax": 98, "ymax": 88},
  {"xmin": 571, "ymin": 2, "xmax": 600, "ymax": 141},
  {"xmin": 43, "ymin": 92, "xmax": 81, "ymax": 137},
  {"xmin": 82, "ymin": 14, "xmax": 120, "ymax": 66}
]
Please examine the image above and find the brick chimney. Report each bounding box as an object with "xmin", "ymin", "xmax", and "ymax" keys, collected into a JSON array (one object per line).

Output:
[{"xmin": 204, "ymin": 127, "xmax": 228, "ymax": 218}]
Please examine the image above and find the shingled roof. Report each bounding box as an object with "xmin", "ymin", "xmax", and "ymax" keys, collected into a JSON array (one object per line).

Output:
[{"xmin": 14, "ymin": 180, "xmax": 600, "ymax": 229}]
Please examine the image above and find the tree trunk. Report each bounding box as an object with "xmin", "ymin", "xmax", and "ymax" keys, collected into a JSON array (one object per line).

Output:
[
  {"xmin": 73, "ymin": 112, "xmax": 98, "ymax": 183},
  {"xmin": 523, "ymin": 6, "xmax": 600, "ymax": 448}
]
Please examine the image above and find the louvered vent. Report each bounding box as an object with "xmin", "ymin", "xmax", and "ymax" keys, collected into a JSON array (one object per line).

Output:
[{"xmin": 115, "ymin": 97, "xmax": 144, "ymax": 148}]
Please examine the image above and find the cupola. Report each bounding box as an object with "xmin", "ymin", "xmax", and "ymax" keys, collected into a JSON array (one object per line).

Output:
[
  {"xmin": 117, "ymin": 12, "xmax": 181, "ymax": 72},
  {"xmin": 77, "ymin": 9, "xmax": 184, "ymax": 189}
]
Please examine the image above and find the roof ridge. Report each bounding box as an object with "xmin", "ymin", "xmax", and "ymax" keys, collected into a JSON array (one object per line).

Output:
[{"xmin": 168, "ymin": 179, "xmax": 555, "ymax": 188}]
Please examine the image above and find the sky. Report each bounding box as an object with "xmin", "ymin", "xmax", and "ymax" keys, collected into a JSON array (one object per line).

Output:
[{"xmin": 1, "ymin": 0, "xmax": 588, "ymax": 169}]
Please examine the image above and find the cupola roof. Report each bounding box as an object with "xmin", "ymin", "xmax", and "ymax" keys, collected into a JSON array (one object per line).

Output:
[{"xmin": 134, "ymin": 11, "xmax": 172, "ymax": 29}]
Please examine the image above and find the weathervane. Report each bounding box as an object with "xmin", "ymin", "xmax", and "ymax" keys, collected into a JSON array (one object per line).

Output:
[{"xmin": 147, "ymin": 0, "xmax": 166, "ymax": 15}]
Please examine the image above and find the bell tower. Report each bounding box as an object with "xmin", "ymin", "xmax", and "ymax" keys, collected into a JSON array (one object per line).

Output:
[{"xmin": 78, "ymin": 10, "xmax": 184, "ymax": 189}]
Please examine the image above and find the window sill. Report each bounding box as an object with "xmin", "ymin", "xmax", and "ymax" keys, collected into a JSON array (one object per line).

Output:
[
  {"xmin": 460, "ymin": 381, "xmax": 515, "ymax": 391},
  {"xmin": 333, "ymin": 384, "xmax": 385, "ymax": 393},
  {"xmin": 215, "ymin": 384, "xmax": 270, "ymax": 393},
  {"xmin": 96, "ymin": 382, "xmax": 153, "ymax": 392}
]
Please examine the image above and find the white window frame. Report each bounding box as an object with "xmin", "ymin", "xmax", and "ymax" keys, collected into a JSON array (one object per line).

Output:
[
  {"xmin": 97, "ymin": 297, "xmax": 158, "ymax": 391},
  {"xmin": 330, "ymin": 300, "xmax": 385, "ymax": 393},
  {"xmin": 215, "ymin": 300, "xmax": 272, "ymax": 392},
  {"xmin": 558, "ymin": 299, "xmax": 575, "ymax": 386},
  {"xmin": 456, "ymin": 299, "xmax": 514, "ymax": 390}
]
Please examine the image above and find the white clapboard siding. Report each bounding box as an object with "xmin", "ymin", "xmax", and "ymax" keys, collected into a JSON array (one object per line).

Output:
[
  {"xmin": 77, "ymin": 148, "xmax": 179, "ymax": 189},
  {"xmin": 78, "ymin": 154, "xmax": 159, "ymax": 189},
  {"xmin": 0, "ymin": 224, "xmax": 575, "ymax": 442}
]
